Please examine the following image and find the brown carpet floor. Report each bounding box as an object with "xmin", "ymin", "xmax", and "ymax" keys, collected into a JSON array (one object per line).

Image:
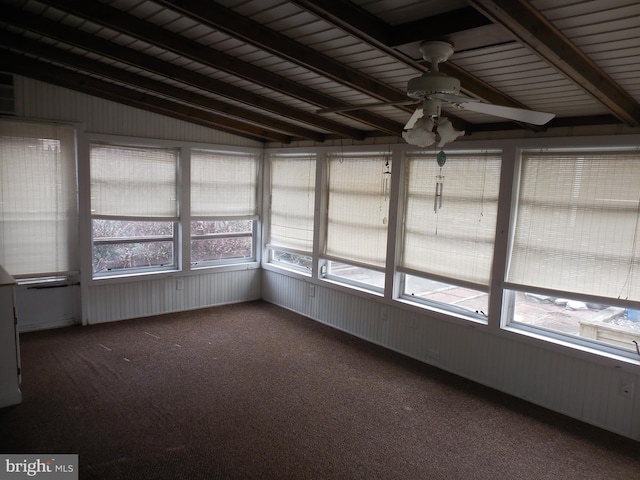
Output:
[{"xmin": 1, "ymin": 300, "xmax": 638, "ymax": 479}]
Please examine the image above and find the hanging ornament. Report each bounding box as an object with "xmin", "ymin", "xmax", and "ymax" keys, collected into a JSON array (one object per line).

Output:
[
  {"xmin": 434, "ymin": 170, "xmax": 444, "ymax": 212},
  {"xmin": 434, "ymin": 151, "xmax": 445, "ymax": 212},
  {"xmin": 380, "ymin": 155, "xmax": 391, "ymax": 225},
  {"xmin": 382, "ymin": 156, "xmax": 391, "ymax": 201}
]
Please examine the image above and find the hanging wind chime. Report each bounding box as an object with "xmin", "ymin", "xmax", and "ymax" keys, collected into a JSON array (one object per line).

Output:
[
  {"xmin": 382, "ymin": 156, "xmax": 391, "ymax": 200},
  {"xmin": 434, "ymin": 150, "xmax": 446, "ymax": 212},
  {"xmin": 380, "ymin": 155, "xmax": 391, "ymax": 226}
]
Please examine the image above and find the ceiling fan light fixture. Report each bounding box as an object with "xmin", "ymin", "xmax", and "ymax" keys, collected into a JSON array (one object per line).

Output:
[
  {"xmin": 402, "ymin": 116, "xmax": 465, "ymax": 148},
  {"xmin": 402, "ymin": 116, "xmax": 436, "ymax": 147},
  {"xmin": 435, "ymin": 118, "xmax": 465, "ymax": 147}
]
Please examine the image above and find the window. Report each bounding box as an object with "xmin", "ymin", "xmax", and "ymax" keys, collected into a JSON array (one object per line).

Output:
[
  {"xmin": 190, "ymin": 150, "xmax": 258, "ymax": 267},
  {"xmin": 399, "ymin": 151, "xmax": 501, "ymax": 318},
  {"xmin": 323, "ymin": 153, "xmax": 391, "ymax": 291},
  {"xmin": 0, "ymin": 120, "xmax": 78, "ymax": 277},
  {"xmin": 505, "ymin": 150, "xmax": 640, "ymax": 353},
  {"xmin": 90, "ymin": 144, "xmax": 178, "ymax": 276},
  {"xmin": 267, "ymin": 153, "xmax": 316, "ymax": 273}
]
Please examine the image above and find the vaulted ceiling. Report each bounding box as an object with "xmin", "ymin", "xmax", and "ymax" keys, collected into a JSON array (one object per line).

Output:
[{"xmin": 2, "ymin": 0, "xmax": 640, "ymax": 145}]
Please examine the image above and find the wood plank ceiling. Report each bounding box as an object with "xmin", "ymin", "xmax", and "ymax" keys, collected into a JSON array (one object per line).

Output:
[{"xmin": 1, "ymin": 0, "xmax": 640, "ymax": 144}]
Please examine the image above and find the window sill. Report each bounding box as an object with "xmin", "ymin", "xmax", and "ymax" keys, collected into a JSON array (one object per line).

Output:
[
  {"xmin": 394, "ymin": 296, "xmax": 489, "ymax": 327},
  {"xmin": 261, "ymin": 261, "xmax": 312, "ymax": 278},
  {"xmin": 91, "ymin": 268, "xmax": 180, "ymax": 284},
  {"xmin": 501, "ymin": 323, "xmax": 640, "ymax": 369},
  {"xmin": 89, "ymin": 262, "xmax": 259, "ymax": 286},
  {"xmin": 320, "ymin": 276, "xmax": 384, "ymax": 298}
]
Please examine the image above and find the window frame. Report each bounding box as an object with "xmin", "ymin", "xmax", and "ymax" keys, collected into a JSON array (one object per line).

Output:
[
  {"xmin": 190, "ymin": 219, "xmax": 256, "ymax": 269},
  {"xmin": 91, "ymin": 219, "xmax": 178, "ymax": 277},
  {"xmin": 320, "ymin": 257, "xmax": 386, "ymax": 294},
  {"xmin": 501, "ymin": 146, "xmax": 640, "ymax": 358},
  {"xmin": 398, "ymin": 269, "xmax": 490, "ymax": 322},
  {"xmin": 397, "ymin": 149, "xmax": 501, "ymax": 321},
  {"xmin": 188, "ymin": 149, "xmax": 260, "ymax": 269},
  {"xmin": 321, "ymin": 151, "xmax": 392, "ymax": 293},
  {"xmin": 89, "ymin": 142, "xmax": 180, "ymax": 279},
  {"xmin": 0, "ymin": 119, "xmax": 79, "ymax": 279},
  {"xmin": 266, "ymin": 246, "xmax": 313, "ymax": 274},
  {"xmin": 265, "ymin": 152, "xmax": 317, "ymax": 275}
]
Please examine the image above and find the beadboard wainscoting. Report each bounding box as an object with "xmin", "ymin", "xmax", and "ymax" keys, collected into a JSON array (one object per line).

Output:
[
  {"xmin": 262, "ymin": 269, "xmax": 640, "ymax": 441},
  {"xmin": 86, "ymin": 268, "xmax": 261, "ymax": 325}
]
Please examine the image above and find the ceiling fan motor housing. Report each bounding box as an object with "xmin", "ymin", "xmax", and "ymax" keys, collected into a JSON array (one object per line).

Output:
[{"xmin": 407, "ymin": 72, "xmax": 461, "ymax": 100}]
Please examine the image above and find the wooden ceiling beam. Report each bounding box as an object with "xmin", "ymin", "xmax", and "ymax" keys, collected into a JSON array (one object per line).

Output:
[
  {"xmin": 290, "ymin": 0, "xmax": 472, "ymax": 130},
  {"xmin": 38, "ymin": 0, "xmax": 403, "ymax": 137},
  {"xmin": 388, "ymin": 7, "xmax": 494, "ymax": 48},
  {"xmin": 289, "ymin": 2, "xmax": 507, "ymax": 57},
  {"xmin": 290, "ymin": 1, "xmax": 546, "ymax": 131},
  {"xmin": 289, "ymin": 2, "xmax": 494, "ymax": 51},
  {"xmin": 154, "ymin": 0, "xmax": 408, "ymax": 105},
  {"xmin": 0, "ymin": 50, "xmax": 291, "ymax": 143},
  {"xmin": 0, "ymin": 31, "xmax": 328, "ymax": 142},
  {"xmin": 289, "ymin": 0, "xmax": 392, "ymax": 48},
  {"xmin": 5, "ymin": 6, "xmax": 364, "ymax": 140},
  {"xmin": 468, "ymin": 0, "xmax": 640, "ymax": 127}
]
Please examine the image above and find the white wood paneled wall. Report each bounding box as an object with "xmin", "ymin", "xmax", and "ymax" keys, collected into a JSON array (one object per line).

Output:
[
  {"xmin": 262, "ymin": 269, "xmax": 640, "ymax": 441},
  {"xmin": 87, "ymin": 269, "xmax": 261, "ymax": 324},
  {"xmin": 15, "ymin": 76, "xmax": 262, "ymax": 147}
]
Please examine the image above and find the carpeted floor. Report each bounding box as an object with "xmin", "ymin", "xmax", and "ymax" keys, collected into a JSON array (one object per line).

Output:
[{"xmin": 1, "ymin": 300, "xmax": 638, "ymax": 479}]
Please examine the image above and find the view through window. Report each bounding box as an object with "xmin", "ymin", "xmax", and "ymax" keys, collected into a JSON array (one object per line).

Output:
[
  {"xmin": 505, "ymin": 150, "xmax": 640, "ymax": 353},
  {"xmin": 190, "ymin": 150, "xmax": 258, "ymax": 267},
  {"xmin": 0, "ymin": 120, "xmax": 78, "ymax": 277},
  {"xmin": 399, "ymin": 151, "xmax": 501, "ymax": 320},
  {"xmin": 323, "ymin": 152, "xmax": 391, "ymax": 290},
  {"xmin": 90, "ymin": 144, "xmax": 178, "ymax": 276},
  {"xmin": 267, "ymin": 153, "xmax": 316, "ymax": 273}
]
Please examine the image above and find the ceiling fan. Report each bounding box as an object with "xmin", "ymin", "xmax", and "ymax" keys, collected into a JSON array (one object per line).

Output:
[{"xmin": 317, "ymin": 41, "xmax": 555, "ymax": 148}]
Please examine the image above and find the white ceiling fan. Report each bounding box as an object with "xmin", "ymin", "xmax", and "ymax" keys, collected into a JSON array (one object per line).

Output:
[{"xmin": 317, "ymin": 41, "xmax": 555, "ymax": 147}]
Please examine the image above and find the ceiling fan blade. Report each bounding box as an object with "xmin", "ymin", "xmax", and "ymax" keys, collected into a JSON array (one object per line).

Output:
[
  {"xmin": 429, "ymin": 92, "xmax": 480, "ymax": 104},
  {"xmin": 457, "ymin": 102, "xmax": 555, "ymax": 125},
  {"xmin": 316, "ymin": 99, "xmax": 417, "ymax": 114},
  {"xmin": 404, "ymin": 107, "xmax": 424, "ymax": 130}
]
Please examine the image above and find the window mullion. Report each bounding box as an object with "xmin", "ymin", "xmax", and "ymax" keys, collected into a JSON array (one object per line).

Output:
[{"xmin": 179, "ymin": 147, "xmax": 191, "ymax": 273}]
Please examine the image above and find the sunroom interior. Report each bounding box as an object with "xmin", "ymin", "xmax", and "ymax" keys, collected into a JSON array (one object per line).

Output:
[{"xmin": 0, "ymin": 0, "xmax": 639, "ymax": 442}]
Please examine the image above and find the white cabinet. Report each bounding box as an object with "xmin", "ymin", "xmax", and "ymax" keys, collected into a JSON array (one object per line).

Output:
[{"xmin": 0, "ymin": 265, "xmax": 21, "ymax": 408}]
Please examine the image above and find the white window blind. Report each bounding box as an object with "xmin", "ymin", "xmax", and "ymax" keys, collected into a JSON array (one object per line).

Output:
[
  {"xmin": 269, "ymin": 154, "xmax": 316, "ymax": 252},
  {"xmin": 0, "ymin": 120, "xmax": 78, "ymax": 276},
  {"xmin": 401, "ymin": 152, "xmax": 501, "ymax": 286},
  {"xmin": 90, "ymin": 144, "xmax": 178, "ymax": 219},
  {"xmin": 191, "ymin": 150, "xmax": 258, "ymax": 219},
  {"xmin": 325, "ymin": 153, "xmax": 391, "ymax": 268},
  {"xmin": 507, "ymin": 151, "xmax": 640, "ymax": 301}
]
